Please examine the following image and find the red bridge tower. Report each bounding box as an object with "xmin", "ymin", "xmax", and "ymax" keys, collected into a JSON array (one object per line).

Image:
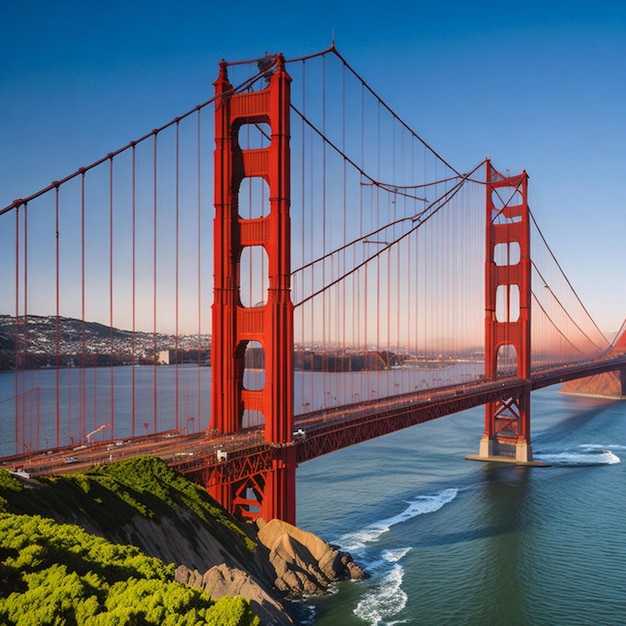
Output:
[
  {"xmin": 210, "ymin": 56, "xmax": 295, "ymax": 522},
  {"xmin": 477, "ymin": 161, "xmax": 535, "ymax": 463}
]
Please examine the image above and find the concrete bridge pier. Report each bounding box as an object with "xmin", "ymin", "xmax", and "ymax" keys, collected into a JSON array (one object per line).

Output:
[{"xmin": 467, "ymin": 434, "xmax": 546, "ymax": 466}]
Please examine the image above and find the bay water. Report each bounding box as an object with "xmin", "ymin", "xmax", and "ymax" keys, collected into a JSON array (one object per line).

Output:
[
  {"xmin": 296, "ymin": 387, "xmax": 626, "ymax": 625},
  {"xmin": 1, "ymin": 366, "xmax": 625, "ymax": 624}
]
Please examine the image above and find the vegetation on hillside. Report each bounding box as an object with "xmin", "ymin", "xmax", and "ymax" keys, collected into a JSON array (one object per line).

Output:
[
  {"xmin": 0, "ymin": 456, "xmax": 256, "ymax": 559},
  {"xmin": 0, "ymin": 458, "xmax": 263, "ymax": 625},
  {"xmin": 0, "ymin": 513, "xmax": 260, "ymax": 625}
]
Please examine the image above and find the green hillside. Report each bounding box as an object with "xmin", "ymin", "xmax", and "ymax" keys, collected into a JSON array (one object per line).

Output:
[{"xmin": 0, "ymin": 457, "xmax": 262, "ymax": 625}]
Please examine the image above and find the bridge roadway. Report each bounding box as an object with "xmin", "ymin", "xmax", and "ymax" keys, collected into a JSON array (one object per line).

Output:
[{"xmin": 4, "ymin": 354, "xmax": 626, "ymax": 484}]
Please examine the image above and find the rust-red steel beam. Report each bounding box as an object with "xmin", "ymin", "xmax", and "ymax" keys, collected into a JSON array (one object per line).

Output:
[
  {"xmin": 173, "ymin": 379, "xmax": 531, "ymax": 485},
  {"xmin": 210, "ymin": 55, "xmax": 295, "ymax": 522},
  {"xmin": 15, "ymin": 355, "xmax": 626, "ymax": 507},
  {"xmin": 296, "ymin": 382, "xmax": 526, "ymax": 463},
  {"xmin": 482, "ymin": 161, "xmax": 532, "ymax": 462}
]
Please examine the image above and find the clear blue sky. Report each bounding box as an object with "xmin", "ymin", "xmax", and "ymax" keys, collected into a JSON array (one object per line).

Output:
[{"xmin": 2, "ymin": 0, "xmax": 626, "ymax": 333}]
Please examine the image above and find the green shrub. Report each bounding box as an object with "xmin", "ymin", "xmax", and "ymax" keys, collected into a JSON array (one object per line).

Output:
[{"xmin": 0, "ymin": 513, "xmax": 260, "ymax": 625}]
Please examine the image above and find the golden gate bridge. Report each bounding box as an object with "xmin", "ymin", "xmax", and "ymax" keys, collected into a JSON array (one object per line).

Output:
[{"xmin": 2, "ymin": 46, "xmax": 625, "ymax": 524}]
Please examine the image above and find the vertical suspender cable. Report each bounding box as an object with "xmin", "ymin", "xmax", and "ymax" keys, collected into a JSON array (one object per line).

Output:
[
  {"xmin": 297, "ymin": 60, "xmax": 302, "ymax": 411},
  {"xmin": 341, "ymin": 61, "xmax": 349, "ymax": 400},
  {"xmin": 55, "ymin": 186, "xmax": 61, "ymax": 447},
  {"xmin": 442, "ymin": 175, "xmax": 447, "ymax": 362},
  {"xmin": 299, "ymin": 59, "xmax": 307, "ymax": 412},
  {"xmin": 14, "ymin": 207, "xmax": 20, "ymax": 454},
  {"xmin": 23, "ymin": 205, "xmax": 28, "ymax": 452},
  {"xmin": 407, "ymin": 142, "xmax": 413, "ymax": 369},
  {"xmin": 196, "ymin": 110, "xmax": 202, "ymax": 430},
  {"xmin": 80, "ymin": 171, "xmax": 86, "ymax": 445},
  {"xmin": 457, "ymin": 185, "xmax": 462, "ymax": 362},
  {"xmin": 131, "ymin": 143, "xmax": 137, "ymax": 438},
  {"xmin": 410, "ymin": 138, "xmax": 415, "ymax": 376},
  {"xmin": 109, "ymin": 156, "xmax": 115, "ymax": 437},
  {"xmin": 396, "ymin": 128, "xmax": 402, "ymax": 386},
  {"xmin": 455, "ymin": 182, "xmax": 460, "ymax": 369},
  {"xmin": 376, "ymin": 101, "xmax": 381, "ymax": 397},
  {"xmin": 360, "ymin": 82, "xmax": 367, "ymax": 401},
  {"xmin": 436, "ymin": 164, "xmax": 441, "ymax": 370},
  {"xmin": 389, "ymin": 119, "xmax": 394, "ymax": 392},
  {"xmin": 153, "ymin": 131, "xmax": 158, "ymax": 435},
  {"xmin": 322, "ymin": 53, "xmax": 328, "ymax": 403},
  {"xmin": 244, "ymin": 127, "xmax": 253, "ymax": 417},
  {"xmin": 421, "ymin": 147, "xmax": 427, "ymax": 374},
  {"xmin": 431, "ymin": 166, "xmax": 437, "ymax": 368},
  {"xmin": 175, "ymin": 121, "xmax": 180, "ymax": 432}
]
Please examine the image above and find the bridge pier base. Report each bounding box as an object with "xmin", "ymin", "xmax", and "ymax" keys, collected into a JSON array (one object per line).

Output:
[{"xmin": 466, "ymin": 436, "xmax": 548, "ymax": 466}]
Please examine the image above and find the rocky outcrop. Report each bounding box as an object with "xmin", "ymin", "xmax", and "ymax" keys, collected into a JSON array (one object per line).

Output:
[
  {"xmin": 174, "ymin": 518, "xmax": 367, "ymax": 623},
  {"xmin": 257, "ymin": 518, "xmax": 367, "ymax": 596},
  {"xmin": 561, "ymin": 370, "xmax": 626, "ymax": 398},
  {"xmin": 175, "ymin": 563, "xmax": 293, "ymax": 626},
  {"xmin": 175, "ymin": 518, "xmax": 367, "ymax": 623},
  {"xmin": 3, "ymin": 457, "xmax": 366, "ymax": 625}
]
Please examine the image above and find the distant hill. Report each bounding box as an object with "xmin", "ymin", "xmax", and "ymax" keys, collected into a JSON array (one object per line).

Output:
[{"xmin": 0, "ymin": 314, "xmax": 210, "ymax": 369}]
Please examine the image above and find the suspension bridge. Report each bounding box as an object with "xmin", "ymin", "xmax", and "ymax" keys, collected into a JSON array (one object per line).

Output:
[{"xmin": 1, "ymin": 46, "xmax": 625, "ymax": 524}]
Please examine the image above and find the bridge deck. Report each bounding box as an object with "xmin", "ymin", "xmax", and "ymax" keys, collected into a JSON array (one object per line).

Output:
[{"xmin": 5, "ymin": 353, "xmax": 624, "ymax": 480}]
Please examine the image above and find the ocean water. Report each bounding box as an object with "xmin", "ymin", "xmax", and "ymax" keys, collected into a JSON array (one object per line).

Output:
[
  {"xmin": 295, "ymin": 387, "xmax": 626, "ymax": 626},
  {"xmin": 2, "ymin": 367, "xmax": 625, "ymax": 624}
]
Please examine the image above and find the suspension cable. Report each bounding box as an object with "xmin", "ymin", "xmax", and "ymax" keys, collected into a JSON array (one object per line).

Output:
[
  {"xmin": 531, "ymin": 261, "xmax": 608, "ymax": 352},
  {"xmin": 295, "ymin": 163, "xmax": 483, "ymax": 307},
  {"xmin": 529, "ymin": 208, "xmax": 608, "ymax": 342}
]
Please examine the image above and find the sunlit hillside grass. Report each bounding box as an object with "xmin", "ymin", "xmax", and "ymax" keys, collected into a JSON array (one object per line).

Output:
[{"xmin": 0, "ymin": 458, "xmax": 261, "ymax": 625}]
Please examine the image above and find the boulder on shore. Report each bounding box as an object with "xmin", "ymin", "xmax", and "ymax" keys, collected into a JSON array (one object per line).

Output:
[
  {"xmin": 257, "ymin": 518, "xmax": 367, "ymax": 596},
  {"xmin": 175, "ymin": 563, "xmax": 293, "ymax": 626},
  {"xmin": 176, "ymin": 518, "xmax": 367, "ymax": 623}
]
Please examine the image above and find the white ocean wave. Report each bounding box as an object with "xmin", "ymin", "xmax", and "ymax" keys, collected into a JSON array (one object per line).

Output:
[
  {"xmin": 353, "ymin": 562, "xmax": 408, "ymax": 626},
  {"xmin": 580, "ymin": 443, "xmax": 626, "ymax": 452},
  {"xmin": 536, "ymin": 445, "xmax": 620, "ymax": 467},
  {"xmin": 382, "ymin": 547, "xmax": 412, "ymax": 563},
  {"xmin": 337, "ymin": 488, "xmax": 458, "ymax": 552}
]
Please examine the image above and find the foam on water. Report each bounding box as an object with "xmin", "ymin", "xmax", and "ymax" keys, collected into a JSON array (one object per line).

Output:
[
  {"xmin": 353, "ymin": 559, "xmax": 408, "ymax": 626},
  {"xmin": 535, "ymin": 444, "xmax": 621, "ymax": 467},
  {"xmin": 382, "ymin": 547, "xmax": 411, "ymax": 563},
  {"xmin": 338, "ymin": 489, "xmax": 457, "ymax": 626},
  {"xmin": 581, "ymin": 443, "xmax": 626, "ymax": 452},
  {"xmin": 336, "ymin": 488, "xmax": 458, "ymax": 552},
  {"xmin": 299, "ymin": 386, "xmax": 626, "ymax": 625}
]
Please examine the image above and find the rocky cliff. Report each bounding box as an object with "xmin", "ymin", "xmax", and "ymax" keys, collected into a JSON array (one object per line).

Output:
[
  {"xmin": 0, "ymin": 456, "xmax": 365, "ymax": 624},
  {"xmin": 560, "ymin": 370, "xmax": 626, "ymax": 398}
]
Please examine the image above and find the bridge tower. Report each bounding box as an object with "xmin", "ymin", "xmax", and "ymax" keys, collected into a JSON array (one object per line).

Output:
[
  {"xmin": 210, "ymin": 56, "xmax": 295, "ymax": 522},
  {"xmin": 478, "ymin": 161, "xmax": 534, "ymax": 463}
]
